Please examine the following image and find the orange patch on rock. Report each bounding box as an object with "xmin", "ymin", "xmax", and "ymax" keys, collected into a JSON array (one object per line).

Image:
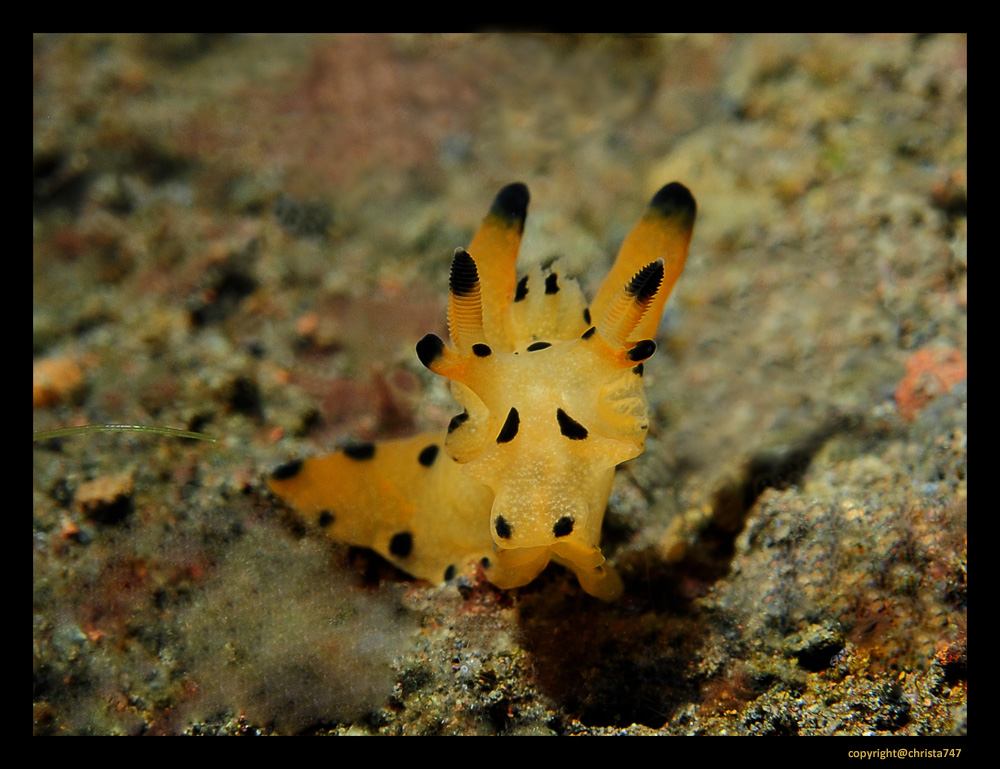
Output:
[
  {"xmin": 33, "ymin": 357, "xmax": 84, "ymax": 408},
  {"xmin": 895, "ymin": 347, "xmax": 967, "ymax": 420},
  {"xmin": 76, "ymin": 472, "xmax": 135, "ymax": 519}
]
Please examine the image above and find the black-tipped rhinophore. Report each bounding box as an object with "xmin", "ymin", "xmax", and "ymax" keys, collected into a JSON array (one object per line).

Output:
[
  {"xmin": 490, "ymin": 182, "xmax": 530, "ymax": 227},
  {"xmin": 649, "ymin": 182, "xmax": 697, "ymax": 223},
  {"xmin": 416, "ymin": 334, "xmax": 445, "ymax": 368},
  {"xmin": 625, "ymin": 259, "xmax": 665, "ymax": 302},
  {"xmin": 449, "ymin": 248, "xmax": 480, "ymax": 296}
]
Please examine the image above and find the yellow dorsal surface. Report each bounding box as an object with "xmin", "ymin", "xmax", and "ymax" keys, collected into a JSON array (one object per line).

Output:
[{"xmin": 270, "ymin": 182, "xmax": 696, "ymax": 600}]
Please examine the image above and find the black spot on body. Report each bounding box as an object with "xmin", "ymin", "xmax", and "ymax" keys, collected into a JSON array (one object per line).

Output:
[
  {"xmin": 495, "ymin": 515, "xmax": 512, "ymax": 539},
  {"xmin": 271, "ymin": 459, "xmax": 303, "ymax": 480},
  {"xmin": 389, "ymin": 531, "xmax": 414, "ymax": 558},
  {"xmin": 472, "ymin": 343, "xmax": 492, "ymax": 357},
  {"xmin": 418, "ymin": 444, "xmax": 440, "ymax": 467},
  {"xmin": 318, "ymin": 510, "xmax": 335, "ymax": 528},
  {"xmin": 448, "ymin": 410, "xmax": 469, "ymax": 433},
  {"xmin": 515, "ymin": 275, "xmax": 529, "ymax": 302},
  {"xmin": 553, "ymin": 516, "xmax": 574, "ymax": 537},
  {"xmin": 526, "ymin": 341, "xmax": 551, "ymax": 351},
  {"xmin": 343, "ymin": 442, "xmax": 376, "ymax": 460},
  {"xmin": 556, "ymin": 408, "xmax": 588, "ymax": 440},
  {"xmin": 545, "ymin": 273, "xmax": 560, "ymax": 294},
  {"xmin": 633, "ymin": 363, "xmax": 645, "ymax": 376},
  {"xmin": 581, "ymin": 326, "xmax": 596, "ymax": 340},
  {"xmin": 416, "ymin": 334, "xmax": 445, "ymax": 367},
  {"xmin": 443, "ymin": 564, "xmax": 457, "ymax": 581},
  {"xmin": 627, "ymin": 339, "xmax": 657, "ymax": 361},
  {"xmin": 583, "ymin": 307, "xmax": 591, "ymax": 325},
  {"xmin": 497, "ymin": 408, "xmax": 520, "ymax": 443}
]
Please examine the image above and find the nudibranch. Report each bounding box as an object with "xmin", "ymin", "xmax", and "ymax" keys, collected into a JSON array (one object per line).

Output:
[{"xmin": 269, "ymin": 182, "xmax": 696, "ymax": 600}]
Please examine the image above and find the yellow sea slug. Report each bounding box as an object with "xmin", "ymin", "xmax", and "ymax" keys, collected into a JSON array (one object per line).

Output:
[{"xmin": 269, "ymin": 182, "xmax": 696, "ymax": 600}]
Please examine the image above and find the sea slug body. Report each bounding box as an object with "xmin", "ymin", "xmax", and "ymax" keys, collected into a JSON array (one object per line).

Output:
[{"xmin": 269, "ymin": 182, "xmax": 696, "ymax": 600}]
